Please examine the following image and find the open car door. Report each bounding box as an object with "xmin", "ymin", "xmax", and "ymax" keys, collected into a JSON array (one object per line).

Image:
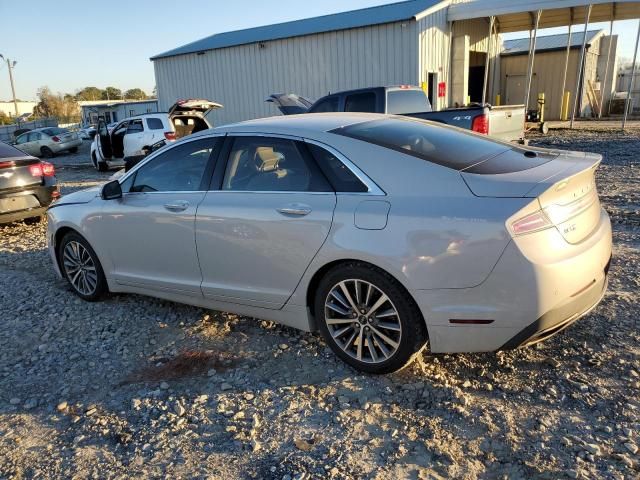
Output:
[
  {"xmin": 265, "ymin": 93, "xmax": 313, "ymax": 115},
  {"xmin": 97, "ymin": 120, "xmax": 112, "ymax": 160}
]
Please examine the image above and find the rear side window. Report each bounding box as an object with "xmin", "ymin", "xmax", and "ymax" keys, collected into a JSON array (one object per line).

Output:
[
  {"xmin": 306, "ymin": 143, "xmax": 367, "ymax": 192},
  {"xmin": 332, "ymin": 118, "xmax": 511, "ymax": 171},
  {"xmin": 309, "ymin": 96, "xmax": 339, "ymax": 113},
  {"xmin": 344, "ymin": 92, "xmax": 376, "ymax": 113},
  {"xmin": 146, "ymin": 117, "xmax": 164, "ymax": 130},
  {"xmin": 387, "ymin": 89, "xmax": 431, "ymax": 114}
]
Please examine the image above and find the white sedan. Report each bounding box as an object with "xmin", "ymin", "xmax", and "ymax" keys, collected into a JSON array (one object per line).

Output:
[{"xmin": 47, "ymin": 113, "xmax": 612, "ymax": 373}]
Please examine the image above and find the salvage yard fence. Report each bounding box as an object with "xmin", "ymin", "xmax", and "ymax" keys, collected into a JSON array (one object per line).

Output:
[{"xmin": 0, "ymin": 118, "xmax": 58, "ymax": 143}]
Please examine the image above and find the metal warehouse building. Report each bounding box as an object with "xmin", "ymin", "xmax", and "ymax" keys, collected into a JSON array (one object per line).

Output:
[
  {"xmin": 500, "ymin": 30, "xmax": 617, "ymax": 120},
  {"xmin": 152, "ymin": 0, "xmax": 640, "ymax": 126}
]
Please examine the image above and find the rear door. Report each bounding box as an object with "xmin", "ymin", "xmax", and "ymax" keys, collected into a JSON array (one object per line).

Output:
[
  {"xmin": 97, "ymin": 120, "xmax": 112, "ymax": 160},
  {"xmin": 195, "ymin": 135, "xmax": 336, "ymax": 308}
]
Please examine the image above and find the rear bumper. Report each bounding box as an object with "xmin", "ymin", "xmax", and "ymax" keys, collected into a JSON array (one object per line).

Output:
[
  {"xmin": 415, "ymin": 208, "xmax": 612, "ymax": 353},
  {"xmin": 501, "ymin": 263, "xmax": 609, "ymax": 349},
  {"xmin": 0, "ymin": 183, "xmax": 58, "ymax": 224}
]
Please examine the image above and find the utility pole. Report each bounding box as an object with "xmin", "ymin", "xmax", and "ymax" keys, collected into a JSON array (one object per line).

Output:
[{"xmin": 0, "ymin": 55, "xmax": 19, "ymax": 117}]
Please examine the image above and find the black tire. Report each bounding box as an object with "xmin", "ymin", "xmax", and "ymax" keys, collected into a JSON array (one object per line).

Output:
[
  {"xmin": 41, "ymin": 146, "xmax": 54, "ymax": 158},
  {"xmin": 58, "ymin": 231, "xmax": 108, "ymax": 301},
  {"xmin": 69, "ymin": 147, "xmax": 78, "ymax": 154},
  {"xmin": 314, "ymin": 262, "xmax": 428, "ymax": 374},
  {"xmin": 92, "ymin": 152, "xmax": 108, "ymax": 172}
]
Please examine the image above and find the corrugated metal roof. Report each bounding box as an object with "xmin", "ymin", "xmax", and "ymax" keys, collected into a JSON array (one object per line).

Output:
[
  {"xmin": 501, "ymin": 29, "xmax": 602, "ymax": 56},
  {"xmin": 151, "ymin": 0, "xmax": 443, "ymax": 60}
]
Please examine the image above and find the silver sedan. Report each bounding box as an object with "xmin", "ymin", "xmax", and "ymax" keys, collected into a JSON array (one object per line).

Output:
[{"xmin": 46, "ymin": 113, "xmax": 612, "ymax": 373}]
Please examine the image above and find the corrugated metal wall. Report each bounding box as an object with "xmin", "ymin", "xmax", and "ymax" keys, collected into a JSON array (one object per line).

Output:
[
  {"xmin": 500, "ymin": 41, "xmax": 602, "ymax": 121},
  {"xmin": 416, "ymin": 6, "xmax": 451, "ymax": 110},
  {"xmin": 154, "ymin": 21, "xmax": 420, "ymax": 125}
]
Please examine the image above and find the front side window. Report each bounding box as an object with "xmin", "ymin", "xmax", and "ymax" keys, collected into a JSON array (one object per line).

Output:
[
  {"xmin": 222, "ymin": 137, "xmax": 331, "ymax": 192},
  {"xmin": 309, "ymin": 96, "xmax": 339, "ymax": 113},
  {"xmin": 127, "ymin": 119, "xmax": 144, "ymax": 133},
  {"xmin": 27, "ymin": 132, "xmax": 42, "ymax": 142},
  {"xmin": 128, "ymin": 138, "xmax": 218, "ymax": 193},
  {"xmin": 146, "ymin": 117, "xmax": 164, "ymax": 130},
  {"xmin": 344, "ymin": 92, "xmax": 376, "ymax": 113}
]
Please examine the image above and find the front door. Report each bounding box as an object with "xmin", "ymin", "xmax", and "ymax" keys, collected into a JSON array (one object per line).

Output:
[
  {"xmin": 195, "ymin": 135, "xmax": 336, "ymax": 308},
  {"xmin": 98, "ymin": 136, "xmax": 222, "ymax": 294},
  {"xmin": 97, "ymin": 120, "xmax": 112, "ymax": 160},
  {"xmin": 14, "ymin": 132, "xmax": 38, "ymax": 156}
]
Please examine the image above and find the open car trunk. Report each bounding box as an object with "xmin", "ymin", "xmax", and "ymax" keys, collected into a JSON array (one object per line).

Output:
[
  {"xmin": 168, "ymin": 99, "xmax": 223, "ymax": 139},
  {"xmin": 265, "ymin": 94, "xmax": 313, "ymax": 115}
]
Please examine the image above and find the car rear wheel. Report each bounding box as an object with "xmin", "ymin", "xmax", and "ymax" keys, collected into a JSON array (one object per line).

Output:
[
  {"xmin": 315, "ymin": 263, "xmax": 427, "ymax": 374},
  {"xmin": 41, "ymin": 146, "xmax": 54, "ymax": 158},
  {"xmin": 59, "ymin": 232, "xmax": 108, "ymax": 301}
]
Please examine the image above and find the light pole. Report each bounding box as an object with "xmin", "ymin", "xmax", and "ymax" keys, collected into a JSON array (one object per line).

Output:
[{"xmin": 0, "ymin": 54, "xmax": 19, "ymax": 117}]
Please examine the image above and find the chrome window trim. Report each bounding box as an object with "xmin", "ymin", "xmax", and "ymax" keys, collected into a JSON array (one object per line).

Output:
[
  {"xmin": 117, "ymin": 133, "xmax": 226, "ymax": 186},
  {"xmin": 303, "ymin": 138, "xmax": 386, "ymax": 196}
]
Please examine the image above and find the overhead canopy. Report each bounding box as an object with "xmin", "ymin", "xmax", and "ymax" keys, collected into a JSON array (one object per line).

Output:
[{"xmin": 448, "ymin": 0, "xmax": 640, "ymax": 32}]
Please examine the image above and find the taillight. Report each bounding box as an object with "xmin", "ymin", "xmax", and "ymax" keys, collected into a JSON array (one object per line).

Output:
[
  {"xmin": 510, "ymin": 210, "xmax": 552, "ymax": 236},
  {"xmin": 51, "ymin": 136, "xmax": 60, "ymax": 142},
  {"xmin": 41, "ymin": 162, "xmax": 55, "ymax": 176},
  {"xmin": 29, "ymin": 162, "xmax": 55, "ymax": 177},
  {"xmin": 471, "ymin": 114, "xmax": 489, "ymax": 134},
  {"xmin": 0, "ymin": 161, "xmax": 14, "ymax": 169},
  {"xmin": 164, "ymin": 132, "xmax": 176, "ymax": 141}
]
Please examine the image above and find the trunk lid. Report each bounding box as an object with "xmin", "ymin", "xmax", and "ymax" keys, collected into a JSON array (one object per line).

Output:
[
  {"xmin": 265, "ymin": 93, "xmax": 313, "ymax": 115},
  {"xmin": 461, "ymin": 149, "xmax": 602, "ymax": 244},
  {"xmin": 0, "ymin": 143, "xmax": 42, "ymax": 190},
  {"xmin": 168, "ymin": 99, "xmax": 223, "ymax": 118}
]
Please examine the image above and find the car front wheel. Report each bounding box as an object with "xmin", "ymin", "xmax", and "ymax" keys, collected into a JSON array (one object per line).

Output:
[
  {"xmin": 315, "ymin": 263, "xmax": 428, "ymax": 374},
  {"xmin": 59, "ymin": 232, "xmax": 108, "ymax": 301}
]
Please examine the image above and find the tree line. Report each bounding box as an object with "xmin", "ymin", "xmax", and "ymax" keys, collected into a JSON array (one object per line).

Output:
[{"xmin": 0, "ymin": 85, "xmax": 154, "ymax": 124}]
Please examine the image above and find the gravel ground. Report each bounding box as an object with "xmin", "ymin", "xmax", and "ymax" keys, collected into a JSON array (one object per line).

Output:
[{"xmin": 0, "ymin": 131, "xmax": 639, "ymax": 479}]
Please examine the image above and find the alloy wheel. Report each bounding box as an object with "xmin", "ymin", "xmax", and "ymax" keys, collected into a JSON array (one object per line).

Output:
[
  {"xmin": 62, "ymin": 241, "xmax": 98, "ymax": 296},
  {"xmin": 324, "ymin": 279, "xmax": 402, "ymax": 364}
]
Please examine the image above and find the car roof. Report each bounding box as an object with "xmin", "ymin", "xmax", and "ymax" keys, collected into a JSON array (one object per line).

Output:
[{"xmin": 212, "ymin": 112, "xmax": 388, "ymax": 137}]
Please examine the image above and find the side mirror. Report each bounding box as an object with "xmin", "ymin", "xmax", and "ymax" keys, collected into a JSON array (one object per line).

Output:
[{"xmin": 101, "ymin": 180, "xmax": 122, "ymax": 200}]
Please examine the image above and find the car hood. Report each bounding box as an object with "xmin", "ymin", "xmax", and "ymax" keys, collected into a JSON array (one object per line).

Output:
[{"xmin": 52, "ymin": 185, "xmax": 101, "ymax": 206}]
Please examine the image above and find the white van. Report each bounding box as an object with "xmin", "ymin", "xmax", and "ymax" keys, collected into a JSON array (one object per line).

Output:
[{"xmin": 90, "ymin": 99, "xmax": 222, "ymax": 171}]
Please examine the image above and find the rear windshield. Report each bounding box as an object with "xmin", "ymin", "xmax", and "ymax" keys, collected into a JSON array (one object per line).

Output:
[
  {"xmin": 331, "ymin": 118, "xmax": 550, "ymax": 173},
  {"xmin": 387, "ymin": 89, "xmax": 431, "ymax": 114},
  {"xmin": 0, "ymin": 141, "xmax": 29, "ymax": 159},
  {"xmin": 42, "ymin": 127, "xmax": 68, "ymax": 136}
]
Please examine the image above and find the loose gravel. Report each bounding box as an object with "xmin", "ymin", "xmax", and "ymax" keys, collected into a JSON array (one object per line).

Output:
[{"xmin": 1, "ymin": 131, "xmax": 639, "ymax": 479}]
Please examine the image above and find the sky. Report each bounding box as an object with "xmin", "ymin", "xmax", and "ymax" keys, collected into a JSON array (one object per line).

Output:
[{"xmin": 0, "ymin": 0, "xmax": 638, "ymax": 102}]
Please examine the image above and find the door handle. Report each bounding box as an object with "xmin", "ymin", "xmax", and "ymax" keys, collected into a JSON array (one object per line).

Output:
[
  {"xmin": 277, "ymin": 204, "xmax": 312, "ymax": 216},
  {"xmin": 164, "ymin": 200, "xmax": 190, "ymax": 212}
]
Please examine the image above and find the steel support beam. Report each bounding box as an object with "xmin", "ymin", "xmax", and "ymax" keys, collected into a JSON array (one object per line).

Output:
[
  {"xmin": 482, "ymin": 16, "xmax": 495, "ymax": 105},
  {"xmin": 560, "ymin": 9, "xmax": 574, "ymax": 120},
  {"xmin": 570, "ymin": 4, "xmax": 592, "ymax": 129},
  {"xmin": 523, "ymin": 10, "xmax": 542, "ymax": 121},
  {"xmin": 622, "ymin": 19, "xmax": 640, "ymax": 131},
  {"xmin": 599, "ymin": 3, "xmax": 616, "ymax": 119}
]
